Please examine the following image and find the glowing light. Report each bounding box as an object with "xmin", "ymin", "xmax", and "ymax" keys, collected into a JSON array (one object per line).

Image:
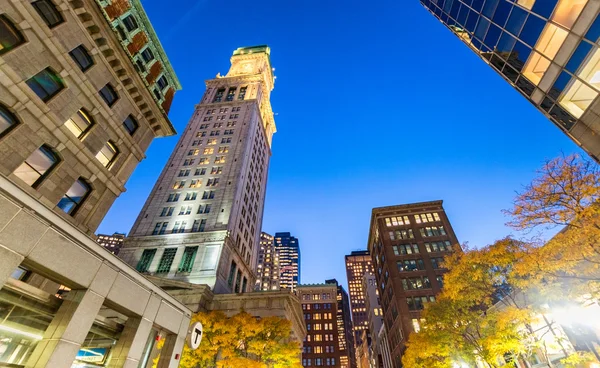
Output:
[
  {"xmin": 550, "ymin": 304, "xmax": 600, "ymax": 328},
  {"xmin": 0, "ymin": 324, "xmax": 43, "ymax": 340}
]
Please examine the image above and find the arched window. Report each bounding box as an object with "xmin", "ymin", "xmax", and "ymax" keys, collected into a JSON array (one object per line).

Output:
[
  {"xmin": 57, "ymin": 178, "xmax": 91, "ymax": 215},
  {"xmin": 0, "ymin": 103, "xmax": 19, "ymax": 137},
  {"xmin": 0, "ymin": 14, "xmax": 25, "ymax": 55},
  {"xmin": 64, "ymin": 108, "xmax": 94, "ymax": 139},
  {"xmin": 14, "ymin": 144, "xmax": 60, "ymax": 187}
]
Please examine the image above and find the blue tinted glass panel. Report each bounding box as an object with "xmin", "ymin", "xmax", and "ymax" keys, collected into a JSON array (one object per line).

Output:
[
  {"xmin": 472, "ymin": 0, "xmax": 484, "ymax": 11},
  {"xmin": 565, "ymin": 41, "xmax": 593, "ymax": 74},
  {"xmin": 492, "ymin": 0, "xmax": 512, "ymax": 28},
  {"xmin": 482, "ymin": 0, "xmax": 499, "ymax": 19},
  {"xmin": 505, "ymin": 6, "xmax": 527, "ymax": 36},
  {"xmin": 443, "ymin": 0, "xmax": 453, "ymax": 12},
  {"xmin": 519, "ymin": 14, "xmax": 546, "ymax": 47},
  {"xmin": 507, "ymin": 40, "xmax": 532, "ymax": 71},
  {"xmin": 531, "ymin": 0, "xmax": 558, "ymax": 19},
  {"xmin": 585, "ymin": 15, "xmax": 600, "ymax": 44},
  {"xmin": 450, "ymin": 0, "xmax": 460, "ymax": 18},
  {"xmin": 457, "ymin": 5, "xmax": 469, "ymax": 26},
  {"xmin": 475, "ymin": 17, "xmax": 490, "ymax": 40},
  {"xmin": 549, "ymin": 71, "xmax": 573, "ymax": 100},
  {"xmin": 497, "ymin": 31, "xmax": 517, "ymax": 55},
  {"xmin": 465, "ymin": 10, "xmax": 479, "ymax": 33},
  {"xmin": 484, "ymin": 23, "xmax": 502, "ymax": 48}
]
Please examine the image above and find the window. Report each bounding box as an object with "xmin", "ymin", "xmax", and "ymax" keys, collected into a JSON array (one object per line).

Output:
[
  {"xmin": 0, "ymin": 103, "xmax": 19, "ymax": 137},
  {"xmin": 57, "ymin": 178, "xmax": 90, "ymax": 215},
  {"xmin": 224, "ymin": 129, "xmax": 234, "ymax": 135},
  {"xmin": 203, "ymin": 148, "xmax": 214, "ymax": 155},
  {"xmin": 393, "ymin": 244, "xmax": 420, "ymax": 255},
  {"xmin": 123, "ymin": 115, "xmax": 138, "ymax": 135},
  {"xmin": 96, "ymin": 141, "xmax": 118, "ymax": 168},
  {"xmin": 207, "ymin": 178, "xmax": 219, "ymax": 187},
  {"xmin": 136, "ymin": 249, "xmax": 156, "ymax": 272},
  {"xmin": 192, "ymin": 219, "xmax": 206, "ymax": 232},
  {"xmin": 184, "ymin": 192, "xmax": 197, "ymax": 201},
  {"xmin": 215, "ymin": 156, "xmax": 225, "ymax": 163},
  {"xmin": 178, "ymin": 169, "xmax": 190, "ymax": 177},
  {"xmin": 166, "ymin": 193, "xmax": 180, "ymax": 202},
  {"xmin": 190, "ymin": 179, "xmax": 202, "ymax": 188},
  {"xmin": 14, "ymin": 145, "xmax": 59, "ymax": 187},
  {"xmin": 431, "ymin": 257, "xmax": 445, "ymax": 269},
  {"xmin": 221, "ymin": 138, "xmax": 232, "ymax": 144},
  {"xmin": 157, "ymin": 75, "xmax": 169, "ymax": 90},
  {"xmin": 389, "ymin": 229, "xmax": 414, "ymax": 240},
  {"xmin": 26, "ymin": 68, "xmax": 64, "ymax": 102},
  {"xmin": 214, "ymin": 88, "xmax": 225, "ymax": 102},
  {"xmin": 99, "ymin": 84, "xmax": 118, "ymax": 107},
  {"xmin": 178, "ymin": 246, "xmax": 198, "ymax": 272},
  {"xmin": 420, "ymin": 226, "xmax": 447, "ymax": 237},
  {"xmin": 160, "ymin": 207, "xmax": 174, "ymax": 217},
  {"xmin": 436, "ymin": 275, "xmax": 444, "ymax": 288},
  {"xmin": 195, "ymin": 168, "xmax": 206, "ymax": 176},
  {"xmin": 407, "ymin": 296, "xmax": 435, "ymax": 310},
  {"xmin": 397, "ymin": 259, "xmax": 425, "ymax": 272},
  {"xmin": 31, "ymin": 0, "xmax": 63, "ymax": 28},
  {"xmin": 0, "ymin": 15, "xmax": 25, "ymax": 55},
  {"xmin": 123, "ymin": 14, "xmax": 138, "ymax": 32},
  {"xmin": 64, "ymin": 109, "xmax": 94, "ymax": 138},
  {"xmin": 401, "ymin": 276, "xmax": 431, "ymax": 290},
  {"xmin": 414, "ymin": 212, "xmax": 441, "ymax": 224},
  {"xmin": 425, "ymin": 240, "xmax": 453, "ymax": 252},
  {"xmin": 226, "ymin": 87, "xmax": 236, "ymax": 101},
  {"xmin": 156, "ymin": 248, "xmax": 177, "ymax": 273},
  {"xmin": 69, "ymin": 45, "xmax": 93, "ymax": 72},
  {"xmin": 228, "ymin": 261, "xmax": 237, "ymax": 287},
  {"xmin": 141, "ymin": 47, "xmax": 154, "ymax": 63},
  {"xmin": 238, "ymin": 86, "xmax": 247, "ymax": 100},
  {"xmin": 385, "ymin": 216, "xmax": 410, "ymax": 226}
]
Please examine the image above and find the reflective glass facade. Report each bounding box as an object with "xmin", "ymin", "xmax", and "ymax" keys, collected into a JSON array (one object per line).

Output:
[{"xmin": 421, "ymin": 0, "xmax": 600, "ymax": 161}]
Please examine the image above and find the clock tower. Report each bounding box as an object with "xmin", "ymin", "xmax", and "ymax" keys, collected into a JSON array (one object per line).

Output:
[{"xmin": 118, "ymin": 46, "xmax": 277, "ymax": 294}]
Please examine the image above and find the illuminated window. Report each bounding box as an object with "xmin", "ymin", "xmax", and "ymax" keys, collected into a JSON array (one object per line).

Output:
[
  {"xmin": 96, "ymin": 141, "xmax": 118, "ymax": 168},
  {"xmin": 14, "ymin": 145, "xmax": 59, "ymax": 187},
  {"xmin": 64, "ymin": 109, "xmax": 94, "ymax": 139}
]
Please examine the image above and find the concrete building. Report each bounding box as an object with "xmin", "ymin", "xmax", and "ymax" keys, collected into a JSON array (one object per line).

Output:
[
  {"xmin": 345, "ymin": 250, "xmax": 374, "ymax": 346},
  {"xmin": 325, "ymin": 279, "xmax": 357, "ymax": 368},
  {"xmin": 420, "ymin": 0, "xmax": 600, "ymax": 162},
  {"xmin": 256, "ymin": 231, "xmax": 281, "ymax": 291},
  {"xmin": 275, "ymin": 232, "xmax": 301, "ymax": 291},
  {"xmin": 368, "ymin": 201, "xmax": 460, "ymax": 367},
  {"xmin": 298, "ymin": 283, "xmax": 342, "ymax": 368},
  {"xmin": 363, "ymin": 274, "xmax": 385, "ymax": 368},
  {"xmin": 119, "ymin": 45, "xmax": 277, "ymax": 293},
  {"xmin": 376, "ymin": 324, "xmax": 393, "ymax": 368},
  {"xmin": 0, "ymin": 0, "xmax": 191, "ymax": 367},
  {"xmin": 96, "ymin": 232, "xmax": 126, "ymax": 255}
]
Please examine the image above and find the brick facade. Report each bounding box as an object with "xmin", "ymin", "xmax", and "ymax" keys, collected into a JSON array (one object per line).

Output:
[
  {"xmin": 127, "ymin": 31, "xmax": 148, "ymax": 55},
  {"xmin": 146, "ymin": 60, "xmax": 163, "ymax": 84},
  {"xmin": 103, "ymin": 0, "xmax": 131, "ymax": 20}
]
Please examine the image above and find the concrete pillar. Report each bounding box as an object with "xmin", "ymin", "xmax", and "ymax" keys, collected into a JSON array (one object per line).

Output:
[
  {"xmin": 107, "ymin": 317, "xmax": 153, "ymax": 368},
  {"xmin": 155, "ymin": 333, "xmax": 185, "ymax": 368},
  {"xmin": 25, "ymin": 289, "xmax": 104, "ymax": 368},
  {"xmin": 0, "ymin": 246, "xmax": 23, "ymax": 288}
]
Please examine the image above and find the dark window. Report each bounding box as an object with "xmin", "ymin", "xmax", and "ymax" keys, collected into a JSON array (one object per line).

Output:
[
  {"xmin": 178, "ymin": 246, "xmax": 198, "ymax": 272},
  {"xmin": 226, "ymin": 87, "xmax": 236, "ymax": 101},
  {"xmin": 0, "ymin": 103, "xmax": 19, "ymax": 137},
  {"xmin": 213, "ymin": 88, "xmax": 225, "ymax": 102},
  {"xmin": 153, "ymin": 88, "xmax": 161, "ymax": 100},
  {"xmin": 136, "ymin": 59, "xmax": 146, "ymax": 72},
  {"xmin": 26, "ymin": 68, "xmax": 64, "ymax": 102},
  {"xmin": 141, "ymin": 47, "xmax": 154, "ymax": 63},
  {"xmin": 157, "ymin": 76, "xmax": 168, "ymax": 90},
  {"xmin": 585, "ymin": 14, "xmax": 600, "ymax": 43},
  {"xmin": 531, "ymin": 0, "xmax": 558, "ymax": 19},
  {"xmin": 136, "ymin": 249, "xmax": 156, "ymax": 272},
  {"xmin": 69, "ymin": 45, "xmax": 93, "ymax": 72},
  {"xmin": 238, "ymin": 86, "xmax": 247, "ymax": 100},
  {"xmin": 99, "ymin": 84, "xmax": 118, "ymax": 107},
  {"xmin": 31, "ymin": 0, "xmax": 63, "ymax": 28},
  {"xmin": 115, "ymin": 25, "xmax": 127, "ymax": 40},
  {"xmin": 57, "ymin": 178, "xmax": 91, "ymax": 215},
  {"xmin": 14, "ymin": 145, "xmax": 60, "ymax": 188},
  {"xmin": 123, "ymin": 115, "xmax": 138, "ymax": 135},
  {"xmin": 491, "ymin": 0, "xmax": 512, "ymax": 28},
  {"xmin": 565, "ymin": 41, "xmax": 593, "ymax": 74},
  {"xmin": 505, "ymin": 6, "xmax": 528, "ymax": 36},
  {"xmin": 123, "ymin": 15, "xmax": 138, "ymax": 32},
  {"xmin": 228, "ymin": 261, "xmax": 237, "ymax": 287},
  {"xmin": 156, "ymin": 248, "xmax": 177, "ymax": 273},
  {"xmin": 0, "ymin": 14, "xmax": 25, "ymax": 55},
  {"xmin": 519, "ymin": 14, "xmax": 546, "ymax": 47}
]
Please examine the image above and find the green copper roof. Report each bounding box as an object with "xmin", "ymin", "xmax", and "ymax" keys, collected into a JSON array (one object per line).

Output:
[{"xmin": 233, "ymin": 45, "xmax": 271, "ymax": 56}]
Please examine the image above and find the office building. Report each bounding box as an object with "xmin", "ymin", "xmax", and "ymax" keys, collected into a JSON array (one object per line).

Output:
[
  {"xmin": 368, "ymin": 201, "xmax": 460, "ymax": 366},
  {"xmin": 298, "ymin": 283, "xmax": 343, "ymax": 368},
  {"xmin": 119, "ymin": 46, "xmax": 277, "ymax": 293},
  {"xmin": 0, "ymin": 0, "xmax": 190, "ymax": 367},
  {"xmin": 256, "ymin": 232, "xmax": 281, "ymax": 291},
  {"xmin": 345, "ymin": 250, "xmax": 374, "ymax": 346},
  {"xmin": 274, "ymin": 232, "xmax": 301, "ymax": 291},
  {"xmin": 420, "ymin": 0, "xmax": 600, "ymax": 162},
  {"xmin": 363, "ymin": 274, "xmax": 385, "ymax": 368},
  {"xmin": 326, "ymin": 279, "xmax": 357, "ymax": 368},
  {"xmin": 96, "ymin": 232, "xmax": 126, "ymax": 255}
]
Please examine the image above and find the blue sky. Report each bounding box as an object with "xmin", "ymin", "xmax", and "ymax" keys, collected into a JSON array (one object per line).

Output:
[{"xmin": 98, "ymin": 0, "xmax": 582, "ymax": 287}]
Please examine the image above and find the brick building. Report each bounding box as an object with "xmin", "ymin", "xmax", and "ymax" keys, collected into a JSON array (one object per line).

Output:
[{"xmin": 368, "ymin": 201, "xmax": 460, "ymax": 367}]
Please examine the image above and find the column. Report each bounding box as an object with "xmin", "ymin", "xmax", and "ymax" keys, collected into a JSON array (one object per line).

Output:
[
  {"xmin": 155, "ymin": 333, "xmax": 185, "ymax": 368},
  {"xmin": 108, "ymin": 317, "xmax": 153, "ymax": 368},
  {"xmin": 25, "ymin": 289, "xmax": 104, "ymax": 368}
]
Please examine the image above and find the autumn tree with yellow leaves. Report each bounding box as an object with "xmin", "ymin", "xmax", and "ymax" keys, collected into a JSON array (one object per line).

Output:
[{"xmin": 179, "ymin": 310, "xmax": 302, "ymax": 368}]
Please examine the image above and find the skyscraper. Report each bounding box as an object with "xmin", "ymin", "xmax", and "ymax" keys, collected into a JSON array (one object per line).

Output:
[
  {"xmin": 345, "ymin": 250, "xmax": 374, "ymax": 346},
  {"xmin": 420, "ymin": 0, "xmax": 600, "ymax": 162},
  {"xmin": 0, "ymin": 0, "xmax": 191, "ymax": 366},
  {"xmin": 119, "ymin": 46, "xmax": 277, "ymax": 293},
  {"xmin": 96, "ymin": 232, "xmax": 126, "ymax": 255},
  {"xmin": 368, "ymin": 201, "xmax": 460, "ymax": 366},
  {"xmin": 326, "ymin": 279, "xmax": 357, "ymax": 368},
  {"xmin": 274, "ymin": 232, "xmax": 301, "ymax": 291},
  {"xmin": 256, "ymin": 232, "xmax": 281, "ymax": 291}
]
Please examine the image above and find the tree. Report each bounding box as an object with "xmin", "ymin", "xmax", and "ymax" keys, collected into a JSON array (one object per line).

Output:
[{"xmin": 179, "ymin": 310, "xmax": 302, "ymax": 368}]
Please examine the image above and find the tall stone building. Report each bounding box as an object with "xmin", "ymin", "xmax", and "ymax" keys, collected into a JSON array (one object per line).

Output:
[
  {"xmin": 326, "ymin": 279, "xmax": 357, "ymax": 368},
  {"xmin": 256, "ymin": 231, "xmax": 281, "ymax": 291},
  {"xmin": 420, "ymin": 0, "xmax": 600, "ymax": 162},
  {"xmin": 368, "ymin": 201, "xmax": 460, "ymax": 367},
  {"xmin": 0, "ymin": 0, "xmax": 191, "ymax": 367},
  {"xmin": 274, "ymin": 231, "xmax": 301, "ymax": 291},
  {"xmin": 345, "ymin": 250, "xmax": 374, "ymax": 346},
  {"xmin": 119, "ymin": 46, "xmax": 277, "ymax": 293},
  {"xmin": 363, "ymin": 274, "xmax": 385, "ymax": 368}
]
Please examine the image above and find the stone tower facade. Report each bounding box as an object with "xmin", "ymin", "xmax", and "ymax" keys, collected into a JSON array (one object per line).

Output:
[{"xmin": 119, "ymin": 46, "xmax": 276, "ymax": 293}]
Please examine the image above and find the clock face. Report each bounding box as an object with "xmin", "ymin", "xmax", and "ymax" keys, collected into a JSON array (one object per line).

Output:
[{"xmin": 240, "ymin": 62, "xmax": 253, "ymax": 72}]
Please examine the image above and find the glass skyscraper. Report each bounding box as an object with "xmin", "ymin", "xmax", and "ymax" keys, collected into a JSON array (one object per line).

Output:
[{"xmin": 421, "ymin": 0, "xmax": 600, "ymax": 161}]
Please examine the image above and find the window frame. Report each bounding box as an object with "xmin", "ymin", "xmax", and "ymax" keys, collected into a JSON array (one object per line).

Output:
[
  {"xmin": 0, "ymin": 103, "xmax": 20, "ymax": 138},
  {"xmin": 14, "ymin": 144, "xmax": 60, "ymax": 188},
  {"xmin": 122, "ymin": 114, "xmax": 139, "ymax": 135},
  {"xmin": 69, "ymin": 45, "xmax": 94, "ymax": 72},
  {"xmin": 31, "ymin": 0, "xmax": 64, "ymax": 28},
  {"xmin": 122, "ymin": 14, "xmax": 138, "ymax": 32},
  {"xmin": 0, "ymin": 14, "xmax": 25, "ymax": 56},
  {"xmin": 26, "ymin": 67, "xmax": 65, "ymax": 102},
  {"xmin": 64, "ymin": 108, "xmax": 94, "ymax": 139},
  {"xmin": 57, "ymin": 177, "xmax": 91, "ymax": 216},
  {"xmin": 99, "ymin": 83, "xmax": 119, "ymax": 107},
  {"xmin": 96, "ymin": 140, "xmax": 119, "ymax": 169}
]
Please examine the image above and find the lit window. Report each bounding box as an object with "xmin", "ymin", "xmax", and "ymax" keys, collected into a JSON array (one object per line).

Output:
[
  {"xmin": 57, "ymin": 178, "xmax": 91, "ymax": 215},
  {"xmin": 69, "ymin": 45, "xmax": 93, "ymax": 72},
  {"xmin": 14, "ymin": 145, "xmax": 59, "ymax": 187},
  {"xmin": 96, "ymin": 141, "xmax": 118, "ymax": 168},
  {"xmin": 0, "ymin": 14, "xmax": 25, "ymax": 55},
  {"xmin": 31, "ymin": 0, "xmax": 63, "ymax": 28},
  {"xmin": 26, "ymin": 68, "xmax": 64, "ymax": 102},
  {"xmin": 64, "ymin": 109, "xmax": 93, "ymax": 138},
  {"xmin": 0, "ymin": 103, "xmax": 19, "ymax": 137}
]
